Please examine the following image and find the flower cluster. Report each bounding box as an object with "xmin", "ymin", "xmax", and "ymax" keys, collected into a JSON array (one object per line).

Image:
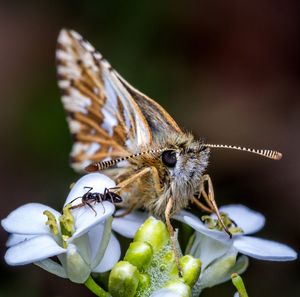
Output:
[
  {"xmin": 2, "ymin": 174, "xmax": 120, "ymax": 284},
  {"xmin": 1, "ymin": 173, "xmax": 297, "ymax": 297}
]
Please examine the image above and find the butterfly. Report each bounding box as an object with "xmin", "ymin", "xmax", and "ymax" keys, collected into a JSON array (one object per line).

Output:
[{"xmin": 56, "ymin": 29, "xmax": 282, "ymax": 273}]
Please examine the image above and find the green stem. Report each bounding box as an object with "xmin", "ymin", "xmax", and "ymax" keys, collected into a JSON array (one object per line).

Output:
[
  {"xmin": 85, "ymin": 275, "xmax": 111, "ymax": 297},
  {"xmin": 231, "ymin": 273, "xmax": 249, "ymax": 297}
]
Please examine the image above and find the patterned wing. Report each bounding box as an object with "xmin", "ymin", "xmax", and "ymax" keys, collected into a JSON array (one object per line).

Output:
[
  {"xmin": 115, "ymin": 73, "xmax": 182, "ymax": 138},
  {"xmin": 56, "ymin": 29, "xmax": 152, "ymax": 172}
]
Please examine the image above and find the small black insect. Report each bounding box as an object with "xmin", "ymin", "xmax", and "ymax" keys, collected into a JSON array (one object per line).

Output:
[{"xmin": 69, "ymin": 186, "xmax": 122, "ymax": 215}]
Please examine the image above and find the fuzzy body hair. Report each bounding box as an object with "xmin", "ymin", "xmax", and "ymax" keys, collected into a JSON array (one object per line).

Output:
[{"xmin": 105, "ymin": 132, "xmax": 210, "ymax": 219}]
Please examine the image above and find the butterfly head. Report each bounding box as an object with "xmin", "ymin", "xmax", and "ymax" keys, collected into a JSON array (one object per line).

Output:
[{"xmin": 156, "ymin": 134, "xmax": 210, "ymax": 200}]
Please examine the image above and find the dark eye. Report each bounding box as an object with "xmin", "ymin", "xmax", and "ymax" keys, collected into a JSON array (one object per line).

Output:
[{"xmin": 162, "ymin": 150, "xmax": 177, "ymax": 167}]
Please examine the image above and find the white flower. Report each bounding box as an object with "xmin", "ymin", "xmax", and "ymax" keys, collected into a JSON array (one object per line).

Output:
[
  {"xmin": 179, "ymin": 204, "xmax": 297, "ymax": 262},
  {"xmin": 1, "ymin": 173, "xmax": 121, "ymax": 283},
  {"xmin": 176, "ymin": 204, "xmax": 297, "ymax": 293},
  {"xmin": 112, "ymin": 210, "xmax": 149, "ymax": 238},
  {"xmin": 113, "ymin": 204, "xmax": 297, "ymax": 295}
]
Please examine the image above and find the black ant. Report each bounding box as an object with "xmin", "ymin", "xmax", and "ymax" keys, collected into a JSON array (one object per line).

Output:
[{"xmin": 69, "ymin": 186, "xmax": 122, "ymax": 215}]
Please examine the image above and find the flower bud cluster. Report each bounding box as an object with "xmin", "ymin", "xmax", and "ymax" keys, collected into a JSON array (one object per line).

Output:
[{"xmin": 108, "ymin": 217, "xmax": 201, "ymax": 297}]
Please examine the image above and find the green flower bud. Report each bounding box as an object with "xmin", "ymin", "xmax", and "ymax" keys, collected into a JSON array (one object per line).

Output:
[
  {"xmin": 134, "ymin": 217, "xmax": 169, "ymax": 252},
  {"xmin": 138, "ymin": 273, "xmax": 151, "ymax": 291},
  {"xmin": 179, "ymin": 255, "xmax": 201, "ymax": 287},
  {"xmin": 124, "ymin": 242, "xmax": 153, "ymax": 270},
  {"xmin": 162, "ymin": 250, "xmax": 177, "ymax": 274},
  {"xmin": 108, "ymin": 261, "xmax": 140, "ymax": 297}
]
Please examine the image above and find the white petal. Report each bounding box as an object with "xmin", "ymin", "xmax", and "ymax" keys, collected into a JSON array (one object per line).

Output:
[
  {"xmin": 150, "ymin": 288, "xmax": 185, "ymax": 297},
  {"xmin": 199, "ymin": 249, "xmax": 238, "ymax": 289},
  {"xmin": 92, "ymin": 234, "xmax": 120, "ymax": 272},
  {"xmin": 219, "ymin": 204, "xmax": 265, "ymax": 234},
  {"xmin": 233, "ymin": 236, "xmax": 298, "ymax": 261},
  {"xmin": 1, "ymin": 203, "xmax": 60, "ymax": 235},
  {"xmin": 4, "ymin": 235, "xmax": 65, "ymax": 265},
  {"xmin": 234, "ymin": 292, "xmax": 240, "ymax": 297},
  {"xmin": 190, "ymin": 232, "xmax": 231, "ymax": 270},
  {"xmin": 71, "ymin": 201, "xmax": 115, "ymax": 239},
  {"xmin": 64, "ymin": 173, "xmax": 116, "ymax": 205},
  {"xmin": 35, "ymin": 259, "xmax": 67, "ymax": 278},
  {"xmin": 6, "ymin": 234, "xmax": 37, "ymax": 247},
  {"xmin": 182, "ymin": 214, "xmax": 231, "ymax": 243},
  {"xmin": 65, "ymin": 243, "xmax": 91, "ymax": 283},
  {"xmin": 112, "ymin": 210, "xmax": 148, "ymax": 238}
]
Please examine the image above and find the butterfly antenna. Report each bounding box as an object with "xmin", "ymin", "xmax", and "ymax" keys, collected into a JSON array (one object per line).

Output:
[
  {"xmin": 203, "ymin": 144, "xmax": 282, "ymax": 160},
  {"xmin": 85, "ymin": 149, "xmax": 165, "ymax": 172}
]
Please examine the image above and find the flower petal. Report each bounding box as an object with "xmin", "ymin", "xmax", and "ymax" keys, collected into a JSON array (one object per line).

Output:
[
  {"xmin": 65, "ymin": 243, "xmax": 91, "ymax": 283},
  {"xmin": 219, "ymin": 205, "xmax": 265, "ymax": 234},
  {"xmin": 35, "ymin": 259, "xmax": 67, "ymax": 278},
  {"xmin": 112, "ymin": 210, "xmax": 148, "ymax": 238},
  {"xmin": 150, "ymin": 288, "xmax": 187, "ymax": 297},
  {"xmin": 4, "ymin": 235, "xmax": 66, "ymax": 265},
  {"xmin": 6, "ymin": 234, "xmax": 37, "ymax": 247},
  {"xmin": 233, "ymin": 236, "xmax": 298, "ymax": 261},
  {"xmin": 71, "ymin": 201, "xmax": 115, "ymax": 239},
  {"xmin": 64, "ymin": 173, "xmax": 116, "ymax": 206},
  {"xmin": 1, "ymin": 203, "xmax": 61, "ymax": 235},
  {"xmin": 92, "ymin": 234, "xmax": 121, "ymax": 273},
  {"xmin": 182, "ymin": 213, "xmax": 231, "ymax": 243},
  {"xmin": 190, "ymin": 232, "xmax": 231, "ymax": 270},
  {"xmin": 199, "ymin": 249, "xmax": 238, "ymax": 290}
]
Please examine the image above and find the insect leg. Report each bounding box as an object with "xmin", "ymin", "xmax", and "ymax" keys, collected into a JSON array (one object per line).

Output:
[
  {"xmin": 115, "ymin": 167, "xmax": 151, "ymax": 190},
  {"xmin": 113, "ymin": 167, "xmax": 151, "ymax": 217},
  {"xmin": 149, "ymin": 166, "xmax": 162, "ymax": 196},
  {"xmin": 192, "ymin": 197, "xmax": 213, "ymax": 213},
  {"xmin": 200, "ymin": 174, "xmax": 232, "ymax": 237},
  {"xmin": 86, "ymin": 201, "xmax": 98, "ymax": 216},
  {"xmin": 68, "ymin": 196, "xmax": 83, "ymax": 205},
  {"xmin": 83, "ymin": 186, "xmax": 93, "ymax": 193},
  {"xmin": 113, "ymin": 202, "xmax": 137, "ymax": 218},
  {"xmin": 69, "ymin": 202, "xmax": 85, "ymax": 210},
  {"xmin": 165, "ymin": 197, "xmax": 182, "ymax": 277}
]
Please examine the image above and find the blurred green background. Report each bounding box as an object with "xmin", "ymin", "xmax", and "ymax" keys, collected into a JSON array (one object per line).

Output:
[{"xmin": 0, "ymin": 1, "xmax": 299, "ymax": 296}]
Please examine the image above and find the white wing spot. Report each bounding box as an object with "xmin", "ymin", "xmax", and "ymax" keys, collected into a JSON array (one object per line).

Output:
[
  {"xmin": 102, "ymin": 109, "xmax": 117, "ymax": 136},
  {"xmin": 82, "ymin": 41, "xmax": 95, "ymax": 52},
  {"xmin": 56, "ymin": 49, "xmax": 74, "ymax": 62},
  {"xmin": 70, "ymin": 30, "xmax": 82, "ymax": 40},
  {"xmin": 58, "ymin": 30, "xmax": 72, "ymax": 45},
  {"xmin": 94, "ymin": 52, "xmax": 102, "ymax": 60},
  {"xmin": 58, "ymin": 80, "xmax": 70, "ymax": 89},
  {"xmin": 58, "ymin": 65, "xmax": 81, "ymax": 79},
  {"xmin": 68, "ymin": 119, "xmax": 81, "ymax": 133},
  {"xmin": 86, "ymin": 142, "xmax": 101, "ymax": 156}
]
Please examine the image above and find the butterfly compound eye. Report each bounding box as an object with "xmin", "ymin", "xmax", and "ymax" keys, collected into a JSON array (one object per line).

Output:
[{"xmin": 162, "ymin": 150, "xmax": 177, "ymax": 167}]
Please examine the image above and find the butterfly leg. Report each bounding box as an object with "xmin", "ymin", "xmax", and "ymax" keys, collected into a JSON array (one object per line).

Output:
[
  {"xmin": 113, "ymin": 167, "xmax": 151, "ymax": 218},
  {"xmin": 195, "ymin": 174, "xmax": 232, "ymax": 237},
  {"xmin": 165, "ymin": 197, "xmax": 182, "ymax": 277},
  {"xmin": 114, "ymin": 166, "xmax": 162, "ymax": 218}
]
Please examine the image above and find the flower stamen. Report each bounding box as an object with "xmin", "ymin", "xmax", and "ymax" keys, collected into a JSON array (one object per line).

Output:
[{"xmin": 43, "ymin": 210, "xmax": 59, "ymax": 235}]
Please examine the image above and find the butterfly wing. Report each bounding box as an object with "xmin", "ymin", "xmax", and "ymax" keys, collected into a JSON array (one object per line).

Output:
[
  {"xmin": 56, "ymin": 29, "xmax": 152, "ymax": 172},
  {"xmin": 115, "ymin": 72, "xmax": 182, "ymax": 139}
]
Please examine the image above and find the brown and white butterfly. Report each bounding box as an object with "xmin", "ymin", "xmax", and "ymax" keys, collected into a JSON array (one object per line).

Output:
[{"xmin": 56, "ymin": 29, "xmax": 282, "ymax": 271}]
